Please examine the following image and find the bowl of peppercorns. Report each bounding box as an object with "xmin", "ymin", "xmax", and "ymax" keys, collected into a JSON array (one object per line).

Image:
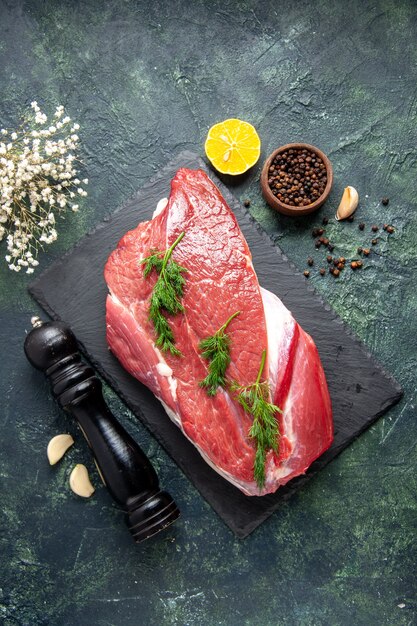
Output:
[{"xmin": 260, "ymin": 143, "xmax": 333, "ymax": 216}]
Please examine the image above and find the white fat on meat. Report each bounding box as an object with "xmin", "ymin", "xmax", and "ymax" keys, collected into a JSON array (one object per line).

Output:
[
  {"xmin": 260, "ymin": 287, "xmax": 293, "ymax": 394},
  {"xmin": 154, "ymin": 351, "xmax": 178, "ymax": 402},
  {"xmin": 153, "ymin": 197, "xmax": 168, "ymax": 218}
]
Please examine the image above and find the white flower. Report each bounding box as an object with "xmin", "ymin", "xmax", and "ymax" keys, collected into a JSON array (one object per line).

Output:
[{"xmin": 0, "ymin": 102, "xmax": 85, "ymax": 274}]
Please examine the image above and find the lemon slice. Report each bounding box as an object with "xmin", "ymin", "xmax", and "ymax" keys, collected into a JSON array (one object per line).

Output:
[{"xmin": 205, "ymin": 118, "xmax": 261, "ymax": 175}]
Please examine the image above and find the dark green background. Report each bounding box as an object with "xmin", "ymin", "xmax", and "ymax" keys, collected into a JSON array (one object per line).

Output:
[{"xmin": 1, "ymin": 1, "xmax": 416, "ymax": 625}]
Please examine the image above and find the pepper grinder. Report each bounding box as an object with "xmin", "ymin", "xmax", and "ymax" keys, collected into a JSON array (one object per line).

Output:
[{"xmin": 24, "ymin": 317, "xmax": 180, "ymax": 542}]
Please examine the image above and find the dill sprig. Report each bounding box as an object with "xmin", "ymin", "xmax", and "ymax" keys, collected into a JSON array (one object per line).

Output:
[
  {"xmin": 231, "ymin": 349, "xmax": 281, "ymax": 490},
  {"xmin": 141, "ymin": 231, "xmax": 187, "ymax": 356},
  {"xmin": 199, "ymin": 310, "xmax": 240, "ymax": 396}
]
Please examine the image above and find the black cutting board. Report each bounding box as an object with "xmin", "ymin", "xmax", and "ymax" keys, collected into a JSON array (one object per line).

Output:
[{"xmin": 29, "ymin": 151, "xmax": 403, "ymax": 538}]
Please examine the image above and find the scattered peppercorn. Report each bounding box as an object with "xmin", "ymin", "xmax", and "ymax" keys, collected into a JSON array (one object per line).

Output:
[
  {"xmin": 307, "ymin": 257, "xmax": 314, "ymax": 266},
  {"xmin": 359, "ymin": 222, "xmax": 365, "ymax": 231},
  {"xmin": 371, "ymin": 238, "xmax": 378, "ymax": 245},
  {"xmin": 327, "ymin": 243, "xmax": 335, "ymax": 252},
  {"xmin": 387, "ymin": 225, "xmax": 395, "ymax": 234},
  {"xmin": 326, "ymin": 255, "xmax": 333, "ymax": 263},
  {"xmin": 337, "ymin": 262, "xmax": 344, "ymax": 270},
  {"xmin": 303, "ymin": 270, "xmax": 310, "ymax": 278},
  {"xmin": 356, "ymin": 260, "xmax": 363, "ymax": 268},
  {"xmin": 332, "ymin": 268, "xmax": 340, "ymax": 277},
  {"xmin": 381, "ymin": 197, "xmax": 389, "ymax": 206},
  {"xmin": 267, "ymin": 147, "xmax": 328, "ymax": 207},
  {"xmin": 371, "ymin": 225, "xmax": 379, "ymax": 232},
  {"xmin": 322, "ymin": 216, "xmax": 329, "ymax": 225},
  {"xmin": 362, "ymin": 248, "xmax": 370, "ymax": 256},
  {"xmin": 351, "ymin": 261, "xmax": 358, "ymax": 270},
  {"xmin": 312, "ymin": 227, "xmax": 321, "ymax": 237},
  {"xmin": 339, "ymin": 257, "xmax": 346, "ymax": 264},
  {"xmin": 383, "ymin": 224, "xmax": 388, "ymax": 231},
  {"xmin": 319, "ymin": 268, "xmax": 326, "ymax": 276},
  {"xmin": 315, "ymin": 240, "xmax": 322, "ymax": 249},
  {"xmin": 243, "ymin": 199, "xmax": 251, "ymax": 208},
  {"xmin": 357, "ymin": 246, "xmax": 363, "ymax": 254}
]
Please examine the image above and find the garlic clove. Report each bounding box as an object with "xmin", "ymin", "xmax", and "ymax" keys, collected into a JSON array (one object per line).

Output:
[
  {"xmin": 47, "ymin": 433, "xmax": 74, "ymax": 465},
  {"xmin": 69, "ymin": 464, "xmax": 95, "ymax": 498},
  {"xmin": 335, "ymin": 186, "xmax": 359, "ymax": 221}
]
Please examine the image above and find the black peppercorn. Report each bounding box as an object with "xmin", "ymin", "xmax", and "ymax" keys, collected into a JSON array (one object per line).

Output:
[
  {"xmin": 371, "ymin": 225, "xmax": 379, "ymax": 232},
  {"xmin": 319, "ymin": 268, "xmax": 326, "ymax": 276},
  {"xmin": 371, "ymin": 238, "xmax": 378, "ymax": 245},
  {"xmin": 267, "ymin": 147, "xmax": 328, "ymax": 207},
  {"xmin": 359, "ymin": 222, "xmax": 365, "ymax": 231},
  {"xmin": 243, "ymin": 199, "xmax": 251, "ymax": 208},
  {"xmin": 307, "ymin": 257, "xmax": 314, "ymax": 266},
  {"xmin": 387, "ymin": 225, "xmax": 395, "ymax": 234},
  {"xmin": 381, "ymin": 197, "xmax": 389, "ymax": 206},
  {"xmin": 303, "ymin": 270, "xmax": 310, "ymax": 278},
  {"xmin": 322, "ymin": 217, "xmax": 329, "ymax": 225}
]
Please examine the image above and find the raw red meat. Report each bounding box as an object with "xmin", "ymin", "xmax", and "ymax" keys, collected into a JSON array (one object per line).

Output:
[{"xmin": 104, "ymin": 169, "xmax": 333, "ymax": 496}]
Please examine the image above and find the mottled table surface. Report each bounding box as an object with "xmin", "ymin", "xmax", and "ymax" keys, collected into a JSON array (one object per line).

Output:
[{"xmin": 1, "ymin": 1, "xmax": 416, "ymax": 625}]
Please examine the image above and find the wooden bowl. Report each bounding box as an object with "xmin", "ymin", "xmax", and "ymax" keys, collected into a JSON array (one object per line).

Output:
[{"xmin": 260, "ymin": 143, "xmax": 333, "ymax": 216}]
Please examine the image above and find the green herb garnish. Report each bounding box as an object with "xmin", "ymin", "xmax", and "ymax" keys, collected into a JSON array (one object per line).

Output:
[
  {"xmin": 232, "ymin": 349, "xmax": 281, "ymax": 489},
  {"xmin": 141, "ymin": 231, "xmax": 187, "ymax": 356},
  {"xmin": 199, "ymin": 310, "xmax": 240, "ymax": 396}
]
